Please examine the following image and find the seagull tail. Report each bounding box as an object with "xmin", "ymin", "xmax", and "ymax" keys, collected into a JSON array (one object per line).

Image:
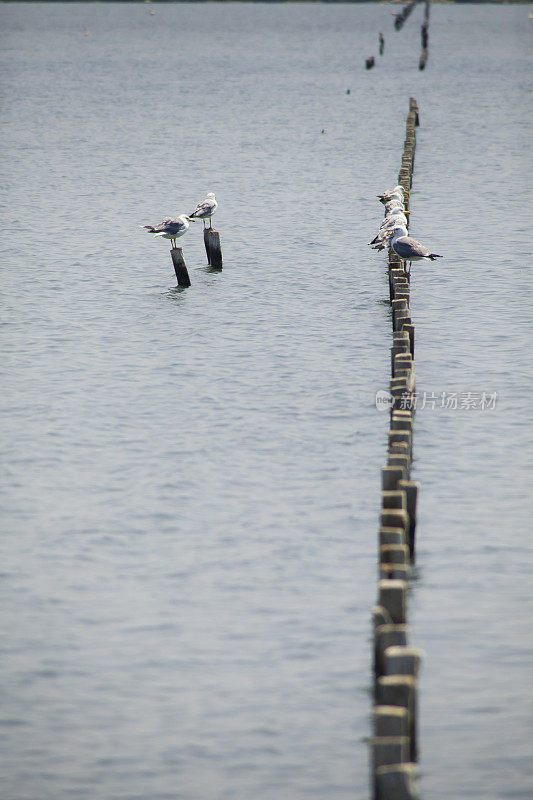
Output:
[{"xmin": 428, "ymin": 254, "xmax": 443, "ymax": 260}]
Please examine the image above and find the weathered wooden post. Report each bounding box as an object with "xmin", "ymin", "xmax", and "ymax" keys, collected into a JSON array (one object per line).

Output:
[
  {"xmin": 372, "ymin": 736, "xmax": 410, "ymax": 799},
  {"xmin": 171, "ymin": 247, "xmax": 191, "ymax": 288},
  {"xmin": 377, "ymin": 674, "xmax": 418, "ymax": 762},
  {"xmin": 376, "ymin": 763, "xmax": 419, "ymax": 800},
  {"xmin": 374, "ymin": 624, "xmax": 409, "ymax": 678},
  {"xmin": 398, "ymin": 480, "xmax": 419, "ymax": 560},
  {"xmin": 378, "ymin": 579, "xmax": 407, "ymax": 625},
  {"xmin": 203, "ymin": 228, "xmax": 223, "ymax": 269},
  {"xmin": 366, "ymin": 56, "xmax": 376, "ymax": 70}
]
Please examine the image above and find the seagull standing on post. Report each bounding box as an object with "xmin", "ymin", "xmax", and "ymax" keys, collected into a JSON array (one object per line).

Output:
[
  {"xmin": 141, "ymin": 214, "xmax": 190, "ymax": 248},
  {"xmin": 388, "ymin": 224, "xmax": 443, "ymax": 274},
  {"xmin": 188, "ymin": 193, "xmax": 218, "ymax": 229}
]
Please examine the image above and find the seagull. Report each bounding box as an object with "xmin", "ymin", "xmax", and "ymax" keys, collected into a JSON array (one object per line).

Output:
[
  {"xmin": 378, "ymin": 185, "xmax": 405, "ymax": 204},
  {"xmin": 188, "ymin": 192, "xmax": 218, "ymax": 229},
  {"xmin": 383, "ymin": 199, "xmax": 406, "ymax": 215},
  {"xmin": 369, "ymin": 212, "xmax": 408, "ymax": 246},
  {"xmin": 388, "ymin": 225, "xmax": 443, "ymax": 273},
  {"xmin": 142, "ymin": 214, "xmax": 190, "ymax": 248}
]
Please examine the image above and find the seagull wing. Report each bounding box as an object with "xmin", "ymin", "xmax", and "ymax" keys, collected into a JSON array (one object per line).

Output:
[
  {"xmin": 151, "ymin": 217, "xmax": 186, "ymax": 234},
  {"xmin": 189, "ymin": 200, "xmax": 213, "ymax": 218},
  {"xmin": 393, "ymin": 236, "xmax": 432, "ymax": 259}
]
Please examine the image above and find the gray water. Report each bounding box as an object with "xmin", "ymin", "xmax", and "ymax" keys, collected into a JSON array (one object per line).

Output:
[{"xmin": 1, "ymin": 4, "xmax": 532, "ymax": 799}]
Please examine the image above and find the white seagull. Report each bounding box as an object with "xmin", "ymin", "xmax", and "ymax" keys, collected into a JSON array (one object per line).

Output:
[
  {"xmin": 188, "ymin": 192, "xmax": 218, "ymax": 229},
  {"xmin": 378, "ymin": 185, "xmax": 405, "ymax": 204},
  {"xmin": 142, "ymin": 214, "xmax": 190, "ymax": 248},
  {"xmin": 369, "ymin": 212, "xmax": 408, "ymax": 248},
  {"xmin": 388, "ymin": 224, "xmax": 443, "ymax": 273}
]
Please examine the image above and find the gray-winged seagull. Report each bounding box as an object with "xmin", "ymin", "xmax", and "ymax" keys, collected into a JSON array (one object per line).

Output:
[
  {"xmin": 142, "ymin": 214, "xmax": 190, "ymax": 248},
  {"xmin": 388, "ymin": 224, "xmax": 443, "ymax": 273},
  {"xmin": 188, "ymin": 193, "xmax": 218, "ymax": 229}
]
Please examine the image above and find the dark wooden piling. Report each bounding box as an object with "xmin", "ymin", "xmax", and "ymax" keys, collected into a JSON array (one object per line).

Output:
[
  {"xmin": 366, "ymin": 56, "xmax": 376, "ymax": 70},
  {"xmin": 419, "ymin": 2, "xmax": 430, "ymax": 70},
  {"xmin": 376, "ymin": 763, "xmax": 419, "ymax": 800},
  {"xmin": 203, "ymin": 228, "xmax": 223, "ymax": 269},
  {"xmin": 171, "ymin": 247, "xmax": 191, "ymax": 288}
]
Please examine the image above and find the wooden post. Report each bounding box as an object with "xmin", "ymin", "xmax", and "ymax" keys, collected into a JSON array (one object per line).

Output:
[
  {"xmin": 382, "ymin": 490, "xmax": 406, "ymax": 511},
  {"xmin": 373, "ymin": 605, "xmax": 393, "ymax": 629},
  {"xmin": 380, "ymin": 509, "xmax": 408, "ymax": 535},
  {"xmin": 374, "ymin": 623, "xmax": 409, "ymax": 677},
  {"xmin": 378, "ymin": 579, "xmax": 407, "ymax": 625},
  {"xmin": 403, "ymin": 323, "xmax": 415, "ymax": 357},
  {"xmin": 398, "ymin": 480, "xmax": 419, "ymax": 560},
  {"xmin": 382, "ymin": 466, "xmax": 406, "ymax": 491},
  {"xmin": 384, "ymin": 646, "xmax": 423, "ymax": 678},
  {"xmin": 377, "ymin": 675, "xmax": 418, "ymax": 762},
  {"xmin": 387, "ymin": 454, "xmax": 410, "ymax": 478},
  {"xmin": 374, "ymin": 705, "xmax": 408, "ymax": 738},
  {"xmin": 372, "ymin": 737, "xmax": 410, "ymax": 800},
  {"xmin": 376, "ymin": 763, "xmax": 419, "ymax": 800},
  {"xmin": 379, "ymin": 527, "xmax": 406, "ymax": 546},
  {"xmin": 380, "ymin": 564, "xmax": 410, "ymax": 582},
  {"xmin": 380, "ymin": 544, "xmax": 409, "ymax": 566},
  {"xmin": 170, "ymin": 247, "xmax": 191, "ymax": 288},
  {"xmin": 203, "ymin": 228, "xmax": 223, "ymax": 269}
]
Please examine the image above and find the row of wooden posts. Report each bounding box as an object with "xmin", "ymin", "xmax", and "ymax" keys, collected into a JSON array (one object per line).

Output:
[
  {"xmin": 394, "ymin": 0, "xmax": 419, "ymax": 32},
  {"xmin": 371, "ymin": 98, "xmax": 423, "ymax": 800},
  {"xmin": 171, "ymin": 228, "xmax": 223, "ymax": 288},
  {"xmin": 366, "ymin": 0, "xmax": 431, "ymax": 71}
]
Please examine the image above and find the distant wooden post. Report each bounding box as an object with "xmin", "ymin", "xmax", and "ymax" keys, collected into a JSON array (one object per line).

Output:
[
  {"xmin": 171, "ymin": 247, "xmax": 191, "ymax": 288},
  {"xmin": 398, "ymin": 480, "xmax": 419, "ymax": 559},
  {"xmin": 203, "ymin": 228, "xmax": 223, "ymax": 269},
  {"xmin": 366, "ymin": 56, "xmax": 376, "ymax": 70}
]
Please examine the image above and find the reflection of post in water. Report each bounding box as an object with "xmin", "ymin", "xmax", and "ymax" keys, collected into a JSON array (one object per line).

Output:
[{"xmin": 379, "ymin": 32, "xmax": 385, "ymax": 56}]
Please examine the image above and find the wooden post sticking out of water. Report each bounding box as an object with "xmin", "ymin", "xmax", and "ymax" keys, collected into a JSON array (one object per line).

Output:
[
  {"xmin": 203, "ymin": 228, "xmax": 223, "ymax": 269},
  {"xmin": 171, "ymin": 247, "xmax": 191, "ymax": 288},
  {"xmin": 398, "ymin": 480, "xmax": 419, "ymax": 560},
  {"xmin": 377, "ymin": 674, "xmax": 418, "ymax": 762},
  {"xmin": 366, "ymin": 56, "xmax": 376, "ymax": 70},
  {"xmin": 376, "ymin": 763, "xmax": 420, "ymax": 800}
]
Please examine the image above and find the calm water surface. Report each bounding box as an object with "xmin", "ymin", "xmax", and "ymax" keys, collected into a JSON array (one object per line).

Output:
[{"xmin": 1, "ymin": 4, "xmax": 532, "ymax": 799}]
